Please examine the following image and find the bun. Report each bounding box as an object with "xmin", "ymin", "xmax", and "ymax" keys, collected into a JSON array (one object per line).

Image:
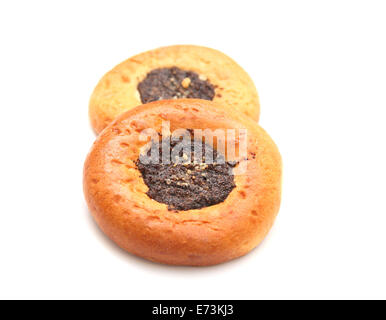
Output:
[
  {"xmin": 84, "ymin": 99, "xmax": 281, "ymax": 266},
  {"xmin": 89, "ymin": 45, "xmax": 260, "ymax": 133}
]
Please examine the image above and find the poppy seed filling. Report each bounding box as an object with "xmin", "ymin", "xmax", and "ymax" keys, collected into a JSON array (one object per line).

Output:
[
  {"xmin": 136, "ymin": 137, "xmax": 236, "ymax": 211},
  {"xmin": 137, "ymin": 67, "xmax": 215, "ymax": 104}
]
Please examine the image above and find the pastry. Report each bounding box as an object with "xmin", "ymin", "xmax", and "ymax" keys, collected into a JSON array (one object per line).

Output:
[
  {"xmin": 84, "ymin": 99, "xmax": 281, "ymax": 266},
  {"xmin": 89, "ymin": 45, "xmax": 260, "ymax": 133}
]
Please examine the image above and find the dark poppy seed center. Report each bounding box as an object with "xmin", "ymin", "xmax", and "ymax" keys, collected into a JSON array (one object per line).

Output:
[
  {"xmin": 137, "ymin": 67, "xmax": 215, "ymax": 104},
  {"xmin": 136, "ymin": 137, "xmax": 235, "ymax": 211}
]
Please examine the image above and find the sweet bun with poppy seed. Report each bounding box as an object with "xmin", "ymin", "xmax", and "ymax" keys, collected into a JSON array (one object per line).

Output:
[
  {"xmin": 84, "ymin": 99, "xmax": 281, "ymax": 266},
  {"xmin": 89, "ymin": 45, "xmax": 260, "ymax": 134}
]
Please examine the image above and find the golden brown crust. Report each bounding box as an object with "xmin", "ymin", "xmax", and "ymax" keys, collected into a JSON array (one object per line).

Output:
[
  {"xmin": 89, "ymin": 45, "xmax": 260, "ymax": 134},
  {"xmin": 84, "ymin": 99, "xmax": 281, "ymax": 266}
]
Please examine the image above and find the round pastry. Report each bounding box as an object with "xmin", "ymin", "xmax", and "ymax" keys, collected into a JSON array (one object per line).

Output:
[
  {"xmin": 89, "ymin": 45, "xmax": 260, "ymax": 134},
  {"xmin": 83, "ymin": 99, "xmax": 281, "ymax": 266}
]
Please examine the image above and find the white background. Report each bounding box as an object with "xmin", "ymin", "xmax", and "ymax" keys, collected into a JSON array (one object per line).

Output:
[{"xmin": 0, "ymin": 0, "xmax": 385, "ymax": 299}]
